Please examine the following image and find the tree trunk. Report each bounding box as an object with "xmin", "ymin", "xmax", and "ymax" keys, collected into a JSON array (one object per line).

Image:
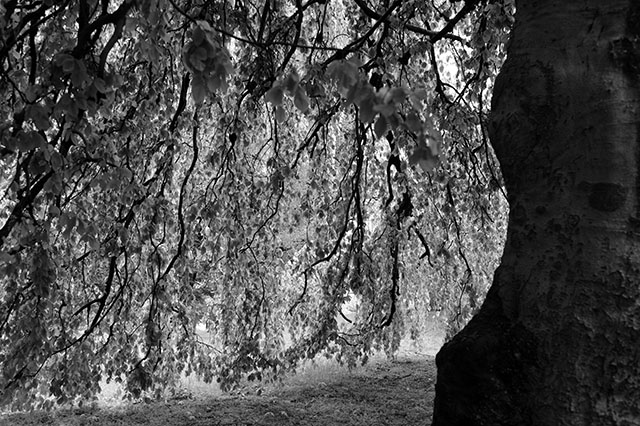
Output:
[{"xmin": 432, "ymin": 1, "xmax": 640, "ymax": 425}]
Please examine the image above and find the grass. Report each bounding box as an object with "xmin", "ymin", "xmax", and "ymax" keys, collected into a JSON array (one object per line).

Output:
[{"xmin": 0, "ymin": 316, "xmax": 445, "ymax": 425}]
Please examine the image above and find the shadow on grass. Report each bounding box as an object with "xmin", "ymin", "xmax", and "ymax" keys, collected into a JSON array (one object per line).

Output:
[{"xmin": 1, "ymin": 354, "xmax": 436, "ymax": 426}]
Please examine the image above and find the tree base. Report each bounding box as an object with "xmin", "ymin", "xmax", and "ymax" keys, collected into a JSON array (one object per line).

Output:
[{"xmin": 432, "ymin": 309, "xmax": 538, "ymax": 426}]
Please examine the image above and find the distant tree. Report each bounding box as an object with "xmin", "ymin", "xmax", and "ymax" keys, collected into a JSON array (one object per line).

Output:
[
  {"xmin": 0, "ymin": 0, "xmax": 510, "ymax": 412},
  {"xmin": 433, "ymin": 1, "xmax": 640, "ymax": 424}
]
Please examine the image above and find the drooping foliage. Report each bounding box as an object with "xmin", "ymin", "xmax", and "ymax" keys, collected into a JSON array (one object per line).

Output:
[{"xmin": 0, "ymin": 0, "xmax": 512, "ymax": 409}]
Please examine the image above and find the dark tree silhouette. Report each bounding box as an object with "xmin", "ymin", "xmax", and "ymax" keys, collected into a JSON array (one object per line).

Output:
[{"xmin": 433, "ymin": 1, "xmax": 640, "ymax": 424}]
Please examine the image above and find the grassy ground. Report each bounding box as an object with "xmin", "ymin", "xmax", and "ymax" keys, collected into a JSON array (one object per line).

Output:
[
  {"xmin": 1, "ymin": 316, "xmax": 445, "ymax": 425},
  {"xmin": 0, "ymin": 354, "xmax": 436, "ymax": 426}
]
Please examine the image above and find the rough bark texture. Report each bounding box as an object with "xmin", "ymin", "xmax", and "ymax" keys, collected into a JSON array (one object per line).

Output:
[{"xmin": 432, "ymin": 1, "xmax": 640, "ymax": 425}]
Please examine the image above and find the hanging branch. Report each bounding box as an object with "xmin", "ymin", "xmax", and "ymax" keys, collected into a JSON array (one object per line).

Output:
[
  {"xmin": 411, "ymin": 224, "xmax": 434, "ymax": 267},
  {"xmin": 158, "ymin": 109, "xmax": 200, "ymax": 283},
  {"xmin": 379, "ymin": 238, "xmax": 399, "ymax": 328},
  {"xmin": 322, "ymin": 0, "xmax": 402, "ymax": 66},
  {"xmin": 169, "ymin": 74, "xmax": 191, "ymax": 133},
  {"xmin": 352, "ymin": 0, "xmax": 465, "ymax": 43}
]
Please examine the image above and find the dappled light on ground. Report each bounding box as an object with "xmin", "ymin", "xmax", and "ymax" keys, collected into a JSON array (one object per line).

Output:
[
  {"xmin": 1, "ymin": 326, "xmax": 444, "ymax": 425},
  {"xmin": 1, "ymin": 354, "xmax": 437, "ymax": 426}
]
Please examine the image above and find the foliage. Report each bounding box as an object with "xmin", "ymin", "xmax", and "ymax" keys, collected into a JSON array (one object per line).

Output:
[{"xmin": 0, "ymin": 0, "xmax": 513, "ymax": 410}]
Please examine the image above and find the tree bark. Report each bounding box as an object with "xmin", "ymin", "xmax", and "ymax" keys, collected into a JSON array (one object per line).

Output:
[{"xmin": 432, "ymin": 1, "xmax": 640, "ymax": 425}]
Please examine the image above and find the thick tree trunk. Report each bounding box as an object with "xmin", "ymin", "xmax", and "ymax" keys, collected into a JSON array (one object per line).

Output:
[{"xmin": 432, "ymin": 1, "xmax": 640, "ymax": 425}]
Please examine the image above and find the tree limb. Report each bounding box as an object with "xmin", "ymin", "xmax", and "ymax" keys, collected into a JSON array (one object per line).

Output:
[{"xmin": 352, "ymin": 0, "xmax": 466, "ymax": 43}]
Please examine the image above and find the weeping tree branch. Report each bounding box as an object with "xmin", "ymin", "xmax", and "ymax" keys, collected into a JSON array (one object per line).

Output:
[{"xmin": 351, "ymin": 0, "xmax": 466, "ymax": 43}]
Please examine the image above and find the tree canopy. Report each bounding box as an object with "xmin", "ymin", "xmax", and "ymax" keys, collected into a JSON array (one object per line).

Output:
[{"xmin": 0, "ymin": 0, "xmax": 512, "ymax": 410}]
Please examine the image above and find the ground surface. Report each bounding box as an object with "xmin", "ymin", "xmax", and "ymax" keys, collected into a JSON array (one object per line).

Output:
[{"xmin": 0, "ymin": 354, "xmax": 436, "ymax": 426}]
